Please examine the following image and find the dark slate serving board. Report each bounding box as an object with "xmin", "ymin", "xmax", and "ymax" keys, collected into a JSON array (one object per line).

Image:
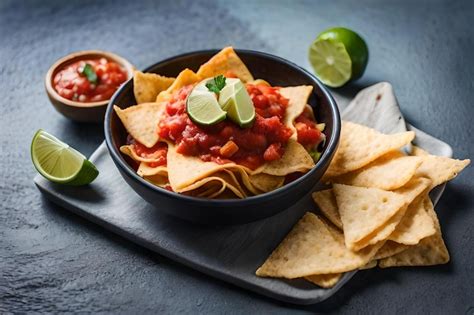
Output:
[{"xmin": 34, "ymin": 122, "xmax": 452, "ymax": 305}]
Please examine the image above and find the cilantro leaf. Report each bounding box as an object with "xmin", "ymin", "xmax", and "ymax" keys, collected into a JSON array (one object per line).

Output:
[
  {"xmin": 81, "ymin": 64, "xmax": 98, "ymax": 84},
  {"xmin": 206, "ymin": 75, "xmax": 226, "ymax": 93}
]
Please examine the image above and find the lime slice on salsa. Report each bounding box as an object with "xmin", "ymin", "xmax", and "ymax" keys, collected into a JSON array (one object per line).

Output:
[
  {"xmin": 31, "ymin": 130, "xmax": 99, "ymax": 185},
  {"xmin": 187, "ymin": 87, "xmax": 227, "ymax": 126},
  {"xmin": 218, "ymin": 79, "xmax": 255, "ymax": 128},
  {"xmin": 309, "ymin": 27, "xmax": 368, "ymax": 87}
]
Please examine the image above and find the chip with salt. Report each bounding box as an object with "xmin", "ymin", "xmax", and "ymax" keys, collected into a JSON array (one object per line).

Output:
[
  {"xmin": 325, "ymin": 121, "xmax": 415, "ymax": 178},
  {"xmin": 387, "ymin": 194, "xmax": 436, "ymax": 245},
  {"xmin": 332, "ymin": 152, "xmax": 423, "ymax": 190},
  {"xmin": 255, "ymin": 212, "xmax": 383, "ymax": 278},
  {"xmin": 379, "ymin": 195, "xmax": 450, "ymax": 268},
  {"xmin": 280, "ymin": 86, "xmax": 313, "ymax": 140},
  {"xmin": 197, "ymin": 46, "xmax": 254, "ymax": 83},
  {"xmin": 133, "ymin": 71, "xmax": 175, "ymax": 104},
  {"xmin": 114, "ymin": 103, "xmax": 165, "ymax": 148},
  {"xmin": 415, "ymin": 155, "xmax": 470, "ymax": 190},
  {"xmin": 373, "ymin": 241, "xmax": 409, "ymax": 260},
  {"xmin": 156, "ymin": 69, "xmax": 200, "ymax": 102},
  {"xmin": 312, "ymin": 189, "xmax": 343, "ymax": 229},
  {"xmin": 333, "ymin": 183, "xmax": 409, "ymax": 251}
]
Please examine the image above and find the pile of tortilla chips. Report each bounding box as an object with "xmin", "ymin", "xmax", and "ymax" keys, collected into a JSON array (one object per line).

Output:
[
  {"xmin": 114, "ymin": 47, "xmax": 317, "ymax": 198},
  {"xmin": 256, "ymin": 120, "xmax": 469, "ymax": 288}
]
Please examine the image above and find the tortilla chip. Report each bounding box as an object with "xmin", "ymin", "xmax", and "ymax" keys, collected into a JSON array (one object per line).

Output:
[
  {"xmin": 312, "ymin": 189, "xmax": 343, "ymax": 230},
  {"xmin": 197, "ymin": 47, "xmax": 254, "ymax": 82},
  {"xmin": 360, "ymin": 260, "xmax": 378, "ymax": 269},
  {"xmin": 248, "ymin": 174, "xmax": 285, "ymax": 192},
  {"xmin": 280, "ymin": 86, "xmax": 313, "ymax": 139},
  {"xmin": 156, "ymin": 69, "xmax": 200, "ymax": 102},
  {"xmin": 144, "ymin": 174, "xmax": 169, "ymax": 188},
  {"xmin": 305, "ymin": 273, "xmax": 342, "ymax": 288},
  {"xmin": 253, "ymin": 139, "xmax": 315, "ymax": 176},
  {"xmin": 415, "ymin": 155, "xmax": 470, "ymax": 189},
  {"xmin": 137, "ymin": 162, "xmax": 167, "ymax": 177},
  {"xmin": 333, "ymin": 184, "xmax": 409, "ymax": 251},
  {"xmin": 379, "ymin": 195, "xmax": 449, "ymax": 267},
  {"xmin": 332, "ymin": 152, "xmax": 423, "ymax": 190},
  {"xmin": 410, "ymin": 145, "xmax": 429, "ymax": 156},
  {"xmin": 114, "ymin": 103, "xmax": 164, "ymax": 148},
  {"xmin": 120, "ymin": 144, "xmax": 164, "ymax": 164},
  {"xmin": 388, "ymin": 195, "xmax": 436, "ymax": 245},
  {"xmin": 325, "ymin": 121, "xmax": 415, "ymax": 178},
  {"xmin": 133, "ymin": 71, "xmax": 174, "ymax": 104},
  {"xmin": 255, "ymin": 212, "xmax": 383, "ymax": 278},
  {"xmin": 373, "ymin": 241, "xmax": 409, "ymax": 260}
]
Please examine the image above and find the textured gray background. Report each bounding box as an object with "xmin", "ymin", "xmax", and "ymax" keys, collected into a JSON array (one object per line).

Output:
[{"xmin": 1, "ymin": 0, "xmax": 473, "ymax": 314}]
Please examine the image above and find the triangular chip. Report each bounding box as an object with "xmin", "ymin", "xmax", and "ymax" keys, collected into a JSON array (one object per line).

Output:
[
  {"xmin": 137, "ymin": 162, "xmax": 168, "ymax": 177},
  {"xmin": 305, "ymin": 273, "xmax": 342, "ymax": 288},
  {"xmin": 410, "ymin": 145, "xmax": 429, "ymax": 156},
  {"xmin": 388, "ymin": 195, "xmax": 436, "ymax": 245},
  {"xmin": 255, "ymin": 213, "xmax": 383, "ymax": 278},
  {"xmin": 333, "ymin": 184, "xmax": 409, "ymax": 251},
  {"xmin": 120, "ymin": 144, "xmax": 166, "ymax": 163},
  {"xmin": 373, "ymin": 241, "xmax": 408, "ymax": 260},
  {"xmin": 197, "ymin": 47, "xmax": 254, "ymax": 82},
  {"xmin": 156, "ymin": 69, "xmax": 200, "ymax": 102},
  {"xmin": 280, "ymin": 86, "xmax": 313, "ymax": 140},
  {"xmin": 379, "ymin": 195, "xmax": 449, "ymax": 267},
  {"xmin": 332, "ymin": 152, "xmax": 422, "ymax": 190},
  {"xmin": 253, "ymin": 139, "xmax": 314, "ymax": 176},
  {"xmin": 325, "ymin": 121, "xmax": 415, "ymax": 178},
  {"xmin": 248, "ymin": 174, "xmax": 285, "ymax": 193},
  {"xmin": 114, "ymin": 103, "xmax": 164, "ymax": 148},
  {"xmin": 133, "ymin": 71, "xmax": 174, "ymax": 104},
  {"xmin": 415, "ymin": 155, "xmax": 470, "ymax": 189},
  {"xmin": 312, "ymin": 189, "xmax": 343, "ymax": 229}
]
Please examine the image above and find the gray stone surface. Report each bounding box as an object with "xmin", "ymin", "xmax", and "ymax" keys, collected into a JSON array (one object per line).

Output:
[{"xmin": 1, "ymin": 0, "xmax": 473, "ymax": 313}]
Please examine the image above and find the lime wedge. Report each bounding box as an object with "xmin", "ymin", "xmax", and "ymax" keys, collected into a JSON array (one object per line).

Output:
[
  {"xmin": 309, "ymin": 27, "xmax": 369, "ymax": 87},
  {"xmin": 218, "ymin": 79, "xmax": 255, "ymax": 128},
  {"xmin": 31, "ymin": 130, "xmax": 99, "ymax": 185},
  {"xmin": 187, "ymin": 87, "xmax": 227, "ymax": 126}
]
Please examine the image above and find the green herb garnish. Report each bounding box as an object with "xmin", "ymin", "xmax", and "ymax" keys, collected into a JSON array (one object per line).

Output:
[
  {"xmin": 309, "ymin": 150, "xmax": 321, "ymax": 163},
  {"xmin": 206, "ymin": 75, "xmax": 226, "ymax": 93},
  {"xmin": 81, "ymin": 64, "xmax": 98, "ymax": 84}
]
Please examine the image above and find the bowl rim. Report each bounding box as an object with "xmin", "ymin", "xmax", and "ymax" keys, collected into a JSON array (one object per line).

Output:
[
  {"xmin": 45, "ymin": 49, "xmax": 135, "ymax": 108},
  {"xmin": 104, "ymin": 48, "xmax": 340, "ymax": 205}
]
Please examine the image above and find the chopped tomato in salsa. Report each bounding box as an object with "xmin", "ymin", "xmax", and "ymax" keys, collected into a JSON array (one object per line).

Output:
[
  {"xmin": 54, "ymin": 58, "xmax": 127, "ymax": 102},
  {"xmin": 127, "ymin": 136, "xmax": 168, "ymax": 168},
  {"xmin": 158, "ymin": 84, "xmax": 294, "ymax": 169},
  {"xmin": 295, "ymin": 107, "xmax": 324, "ymax": 149}
]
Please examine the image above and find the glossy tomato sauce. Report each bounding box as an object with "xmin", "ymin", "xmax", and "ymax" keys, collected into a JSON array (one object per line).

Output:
[
  {"xmin": 54, "ymin": 58, "xmax": 127, "ymax": 103},
  {"xmin": 158, "ymin": 84, "xmax": 296, "ymax": 170},
  {"xmin": 127, "ymin": 136, "xmax": 168, "ymax": 168}
]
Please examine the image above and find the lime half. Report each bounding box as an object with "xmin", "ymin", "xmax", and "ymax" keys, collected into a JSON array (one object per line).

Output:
[
  {"xmin": 31, "ymin": 130, "xmax": 99, "ymax": 185},
  {"xmin": 186, "ymin": 87, "xmax": 227, "ymax": 126},
  {"xmin": 309, "ymin": 27, "xmax": 369, "ymax": 87},
  {"xmin": 219, "ymin": 79, "xmax": 255, "ymax": 128}
]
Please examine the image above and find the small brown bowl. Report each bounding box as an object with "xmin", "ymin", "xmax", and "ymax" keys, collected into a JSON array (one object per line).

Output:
[{"xmin": 45, "ymin": 50, "xmax": 134, "ymax": 123}]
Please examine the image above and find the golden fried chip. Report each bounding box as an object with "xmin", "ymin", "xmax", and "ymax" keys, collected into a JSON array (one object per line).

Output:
[
  {"xmin": 325, "ymin": 121, "xmax": 415, "ymax": 178},
  {"xmin": 143, "ymin": 174, "xmax": 169, "ymax": 188},
  {"xmin": 120, "ymin": 144, "xmax": 164, "ymax": 164},
  {"xmin": 156, "ymin": 69, "xmax": 200, "ymax": 102},
  {"xmin": 416, "ymin": 155, "xmax": 470, "ymax": 189},
  {"xmin": 360, "ymin": 260, "xmax": 378, "ymax": 269},
  {"xmin": 255, "ymin": 213, "xmax": 383, "ymax": 278},
  {"xmin": 137, "ymin": 162, "xmax": 167, "ymax": 177},
  {"xmin": 333, "ymin": 184, "xmax": 410, "ymax": 251},
  {"xmin": 114, "ymin": 103, "xmax": 165, "ymax": 148},
  {"xmin": 248, "ymin": 174, "xmax": 285, "ymax": 193},
  {"xmin": 379, "ymin": 195, "xmax": 449, "ymax": 267},
  {"xmin": 373, "ymin": 241, "xmax": 408, "ymax": 260},
  {"xmin": 312, "ymin": 189, "xmax": 343, "ymax": 229},
  {"xmin": 410, "ymin": 145, "xmax": 429, "ymax": 156},
  {"xmin": 133, "ymin": 71, "xmax": 174, "ymax": 104},
  {"xmin": 388, "ymin": 195, "xmax": 436, "ymax": 245},
  {"xmin": 280, "ymin": 86, "xmax": 313, "ymax": 140},
  {"xmin": 253, "ymin": 139, "xmax": 315, "ymax": 176},
  {"xmin": 305, "ymin": 273, "xmax": 342, "ymax": 288},
  {"xmin": 197, "ymin": 46, "xmax": 254, "ymax": 82},
  {"xmin": 332, "ymin": 152, "xmax": 422, "ymax": 190}
]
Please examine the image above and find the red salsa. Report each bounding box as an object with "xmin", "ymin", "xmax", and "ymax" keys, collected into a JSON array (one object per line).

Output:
[
  {"xmin": 54, "ymin": 58, "xmax": 127, "ymax": 102},
  {"xmin": 156, "ymin": 83, "xmax": 323, "ymax": 170},
  {"xmin": 127, "ymin": 136, "xmax": 168, "ymax": 168}
]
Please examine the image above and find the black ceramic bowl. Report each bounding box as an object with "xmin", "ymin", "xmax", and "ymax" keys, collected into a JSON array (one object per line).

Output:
[{"xmin": 105, "ymin": 49, "xmax": 340, "ymax": 225}]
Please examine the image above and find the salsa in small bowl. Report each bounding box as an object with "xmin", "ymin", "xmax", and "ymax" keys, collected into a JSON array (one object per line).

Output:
[{"xmin": 45, "ymin": 50, "xmax": 134, "ymax": 123}]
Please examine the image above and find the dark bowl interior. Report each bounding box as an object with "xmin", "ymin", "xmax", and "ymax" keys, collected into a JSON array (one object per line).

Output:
[{"xmin": 105, "ymin": 49, "xmax": 340, "ymax": 225}]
